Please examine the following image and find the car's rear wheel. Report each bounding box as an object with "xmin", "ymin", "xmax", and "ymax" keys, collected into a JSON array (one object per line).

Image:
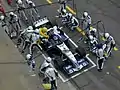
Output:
[{"xmin": 75, "ymin": 46, "xmax": 86, "ymax": 58}]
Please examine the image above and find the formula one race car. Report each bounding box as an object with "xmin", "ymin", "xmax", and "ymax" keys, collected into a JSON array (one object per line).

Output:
[{"xmin": 32, "ymin": 17, "xmax": 90, "ymax": 75}]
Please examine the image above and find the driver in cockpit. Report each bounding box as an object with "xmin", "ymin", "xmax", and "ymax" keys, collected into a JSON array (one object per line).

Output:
[{"xmin": 48, "ymin": 32, "xmax": 62, "ymax": 46}]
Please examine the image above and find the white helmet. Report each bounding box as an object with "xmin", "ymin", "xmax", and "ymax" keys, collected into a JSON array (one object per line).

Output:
[
  {"xmin": 27, "ymin": 0, "xmax": 32, "ymax": 4},
  {"xmin": 26, "ymin": 54, "xmax": 32, "ymax": 60},
  {"xmin": 0, "ymin": 15, "xmax": 5, "ymax": 20},
  {"xmin": 68, "ymin": 13, "xmax": 72, "ymax": 17},
  {"xmin": 9, "ymin": 12, "xmax": 14, "ymax": 16},
  {"xmin": 28, "ymin": 26, "xmax": 33, "ymax": 30},
  {"xmin": 92, "ymin": 28, "xmax": 97, "ymax": 32},
  {"xmin": 63, "ymin": 9, "xmax": 67, "ymax": 13},
  {"xmin": 89, "ymin": 35, "xmax": 94, "ymax": 40},
  {"xmin": 46, "ymin": 57, "xmax": 52, "ymax": 63},
  {"xmin": 17, "ymin": 0, "xmax": 22, "ymax": 4},
  {"xmin": 53, "ymin": 26, "xmax": 57, "ymax": 30},
  {"xmin": 83, "ymin": 12, "xmax": 88, "ymax": 17},
  {"xmin": 43, "ymin": 62, "xmax": 49, "ymax": 68},
  {"xmin": 104, "ymin": 33, "xmax": 110, "ymax": 38},
  {"xmin": 35, "ymin": 29, "xmax": 39, "ymax": 33}
]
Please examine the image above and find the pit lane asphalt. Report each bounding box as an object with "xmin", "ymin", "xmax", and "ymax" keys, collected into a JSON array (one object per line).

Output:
[
  {"xmin": 1, "ymin": 0, "xmax": 120, "ymax": 90},
  {"xmin": 34, "ymin": 0, "xmax": 120, "ymax": 90}
]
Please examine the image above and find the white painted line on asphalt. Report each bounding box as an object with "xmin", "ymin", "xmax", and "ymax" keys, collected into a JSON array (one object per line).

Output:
[
  {"xmin": 64, "ymin": 65, "xmax": 96, "ymax": 82},
  {"xmin": 30, "ymin": 74, "xmax": 36, "ymax": 76},
  {"xmin": 86, "ymin": 54, "xmax": 96, "ymax": 67},
  {"xmin": 64, "ymin": 33, "xmax": 78, "ymax": 48}
]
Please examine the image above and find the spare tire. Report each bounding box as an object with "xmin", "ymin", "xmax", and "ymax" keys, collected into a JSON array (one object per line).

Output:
[{"xmin": 75, "ymin": 46, "xmax": 86, "ymax": 58}]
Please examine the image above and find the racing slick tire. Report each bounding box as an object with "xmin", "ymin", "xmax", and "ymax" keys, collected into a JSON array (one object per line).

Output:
[
  {"xmin": 53, "ymin": 56, "xmax": 64, "ymax": 70},
  {"xmin": 75, "ymin": 46, "xmax": 86, "ymax": 58}
]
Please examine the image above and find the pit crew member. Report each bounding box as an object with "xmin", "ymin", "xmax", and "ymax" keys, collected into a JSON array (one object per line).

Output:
[
  {"xmin": 20, "ymin": 26, "xmax": 34, "ymax": 53},
  {"xmin": 26, "ymin": 54, "xmax": 36, "ymax": 73},
  {"xmin": 44, "ymin": 66, "xmax": 58, "ymax": 90},
  {"xmin": 88, "ymin": 35, "xmax": 98, "ymax": 52},
  {"xmin": 26, "ymin": 0, "xmax": 40, "ymax": 18},
  {"xmin": 81, "ymin": 11, "xmax": 91, "ymax": 31},
  {"xmin": 16, "ymin": 0, "xmax": 28, "ymax": 21},
  {"xmin": 58, "ymin": 0, "xmax": 67, "ymax": 15},
  {"xmin": 9, "ymin": 12, "xmax": 21, "ymax": 31},
  {"xmin": 88, "ymin": 28, "xmax": 97, "ymax": 38},
  {"xmin": 40, "ymin": 57, "xmax": 52, "ymax": 73},
  {"xmin": 96, "ymin": 44, "xmax": 105, "ymax": 72},
  {"xmin": 104, "ymin": 33, "xmax": 116, "ymax": 57},
  {"xmin": 29, "ymin": 33, "xmax": 42, "ymax": 54},
  {"xmin": 0, "ymin": 15, "xmax": 9, "ymax": 34},
  {"xmin": 67, "ymin": 13, "xmax": 79, "ymax": 31}
]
